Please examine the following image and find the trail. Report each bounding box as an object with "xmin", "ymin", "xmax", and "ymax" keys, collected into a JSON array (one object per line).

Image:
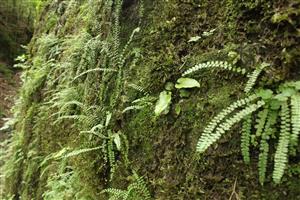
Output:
[{"xmin": 0, "ymin": 61, "xmax": 20, "ymax": 139}]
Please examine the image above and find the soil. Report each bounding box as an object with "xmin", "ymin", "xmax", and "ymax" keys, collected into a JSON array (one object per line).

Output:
[{"xmin": 0, "ymin": 62, "xmax": 20, "ymax": 139}]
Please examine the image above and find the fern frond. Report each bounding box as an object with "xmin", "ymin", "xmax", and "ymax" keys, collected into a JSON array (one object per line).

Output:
[
  {"xmin": 102, "ymin": 188, "xmax": 127, "ymax": 200},
  {"xmin": 132, "ymin": 172, "xmax": 151, "ymax": 200},
  {"xmin": 182, "ymin": 61, "xmax": 246, "ymax": 76},
  {"xmin": 244, "ymin": 62, "xmax": 269, "ymax": 93},
  {"xmin": 122, "ymin": 105, "xmax": 145, "ymax": 113},
  {"xmin": 201, "ymin": 95, "xmax": 258, "ymax": 143},
  {"xmin": 197, "ymin": 100, "xmax": 265, "ymax": 153},
  {"xmin": 255, "ymin": 108, "xmax": 269, "ymax": 137},
  {"xmin": 290, "ymin": 94, "xmax": 300, "ymax": 150},
  {"xmin": 73, "ymin": 68, "xmax": 117, "ymax": 81},
  {"xmin": 63, "ymin": 146, "xmax": 102, "ymax": 159},
  {"xmin": 241, "ymin": 115, "xmax": 252, "ymax": 164},
  {"xmin": 258, "ymin": 111, "xmax": 277, "ymax": 185},
  {"xmin": 53, "ymin": 114, "xmax": 86, "ymax": 124},
  {"xmin": 128, "ymin": 83, "xmax": 147, "ymax": 94},
  {"xmin": 119, "ymin": 27, "xmax": 140, "ymax": 67},
  {"xmin": 273, "ymin": 101, "xmax": 290, "ymax": 184},
  {"xmin": 108, "ymin": 136, "xmax": 116, "ymax": 180}
]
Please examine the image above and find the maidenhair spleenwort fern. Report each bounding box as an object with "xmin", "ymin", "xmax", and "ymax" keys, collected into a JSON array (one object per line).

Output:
[
  {"xmin": 197, "ymin": 81, "xmax": 300, "ymax": 184},
  {"xmin": 244, "ymin": 62, "xmax": 269, "ymax": 93},
  {"xmin": 273, "ymin": 101, "xmax": 290, "ymax": 184},
  {"xmin": 290, "ymin": 94, "xmax": 300, "ymax": 152},
  {"xmin": 255, "ymin": 108, "xmax": 269, "ymax": 138},
  {"xmin": 258, "ymin": 111, "xmax": 277, "ymax": 185},
  {"xmin": 196, "ymin": 100, "xmax": 265, "ymax": 153},
  {"xmin": 241, "ymin": 115, "xmax": 252, "ymax": 164},
  {"xmin": 102, "ymin": 172, "xmax": 151, "ymax": 200},
  {"xmin": 182, "ymin": 61, "xmax": 247, "ymax": 76}
]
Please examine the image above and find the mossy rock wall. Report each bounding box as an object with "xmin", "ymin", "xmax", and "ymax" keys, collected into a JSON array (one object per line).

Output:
[{"xmin": 3, "ymin": 0, "xmax": 300, "ymax": 199}]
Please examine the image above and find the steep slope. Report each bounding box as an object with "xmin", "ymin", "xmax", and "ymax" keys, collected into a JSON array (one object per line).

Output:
[{"xmin": 2, "ymin": 0, "xmax": 300, "ymax": 199}]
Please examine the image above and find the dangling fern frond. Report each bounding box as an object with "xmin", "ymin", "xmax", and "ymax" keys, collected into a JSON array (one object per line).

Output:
[
  {"xmin": 244, "ymin": 62, "xmax": 269, "ymax": 93},
  {"xmin": 197, "ymin": 100, "xmax": 265, "ymax": 153},
  {"xmin": 273, "ymin": 101, "xmax": 291, "ymax": 184},
  {"xmin": 201, "ymin": 94, "xmax": 258, "ymax": 144},
  {"xmin": 290, "ymin": 94, "xmax": 300, "ymax": 150},
  {"xmin": 241, "ymin": 115, "xmax": 252, "ymax": 164},
  {"xmin": 255, "ymin": 107, "xmax": 269, "ymax": 137},
  {"xmin": 258, "ymin": 111, "xmax": 278, "ymax": 185},
  {"xmin": 182, "ymin": 61, "xmax": 246, "ymax": 76}
]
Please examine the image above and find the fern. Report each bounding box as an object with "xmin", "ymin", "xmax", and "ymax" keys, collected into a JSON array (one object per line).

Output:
[
  {"xmin": 258, "ymin": 111, "xmax": 278, "ymax": 185},
  {"xmin": 241, "ymin": 115, "xmax": 252, "ymax": 164},
  {"xmin": 102, "ymin": 188, "xmax": 127, "ymax": 200},
  {"xmin": 130, "ymin": 172, "xmax": 151, "ymax": 200},
  {"xmin": 102, "ymin": 172, "xmax": 151, "ymax": 200},
  {"xmin": 244, "ymin": 62, "xmax": 269, "ymax": 93},
  {"xmin": 200, "ymin": 95, "xmax": 258, "ymax": 148},
  {"xmin": 108, "ymin": 134, "xmax": 116, "ymax": 180},
  {"xmin": 197, "ymin": 100, "xmax": 265, "ymax": 153},
  {"xmin": 182, "ymin": 61, "xmax": 246, "ymax": 76},
  {"xmin": 290, "ymin": 94, "xmax": 300, "ymax": 150},
  {"xmin": 255, "ymin": 108, "xmax": 269, "ymax": 137},
  {"xmin": 128, "ymin": 83, "xmax": 147, "ymax": 94},
  {"xmin": 273, "ymin": 101, "xmax": 291, "ymax": 184},
  {"xmin": 122, "ymin": 105, "xmax": 146, "ymax": 113},
  {"xmin": 73, "ymin": 68, "xmax": 117, "ymax": 81},
  {"xmin": 63, "ymin": 146, "xmax": 102, "ymax": 159}
]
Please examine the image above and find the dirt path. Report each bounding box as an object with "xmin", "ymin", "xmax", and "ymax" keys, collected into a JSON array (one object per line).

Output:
[{"xmin": 0, "ymin": 62, "xmax": 20, "ymax": 136}]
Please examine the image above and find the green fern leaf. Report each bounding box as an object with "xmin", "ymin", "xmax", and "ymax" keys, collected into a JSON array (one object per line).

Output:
[
  {"xmin": 244, "ymin": 62, "xmax": 269, "ymax": 93},
  {"xmin": 273, "ymin": 101, "xmax": 290, "ymax": 184},
  {"xmin": 182, "ymin": 61, "xmax": 246, "ymax": 76},
  {"xmin": 290, "ymin": 94, "xmax": 300, "ymax": 150},
  {"xmin": 200, "ymin": 95, "xmax": 258, "ymax": 148},
  {"xmin": 258, "ymin": 111, "xmax": 277, "ymax": 185},
  {"xmin": 73, "ymin": 68, "xmax": 117, "ymax": 81},
  {"xmin": 63, "ymin": 146, "xmax": 102, "ymax": 159},
  {"xmin": 241, "ymin": 115, "xmax": 252, "ymax": 164},
  {"xmin": 197, "ymin": 100, "xmax": 265, "ymax": 153},
  {"xmin": 255, "ymin": 108, "xmax": 269, "ymax": 137}
]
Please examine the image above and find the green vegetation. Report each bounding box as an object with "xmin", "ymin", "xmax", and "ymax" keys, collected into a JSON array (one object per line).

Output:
[{"xmin": 1, "ymin": 0, "xmax": 299, "ymax": 199}]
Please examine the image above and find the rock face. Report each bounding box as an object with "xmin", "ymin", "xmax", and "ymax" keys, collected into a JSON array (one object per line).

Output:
[{"xmin": 2, "ymin": 0, "xmax": 300, "ymax": 199}]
